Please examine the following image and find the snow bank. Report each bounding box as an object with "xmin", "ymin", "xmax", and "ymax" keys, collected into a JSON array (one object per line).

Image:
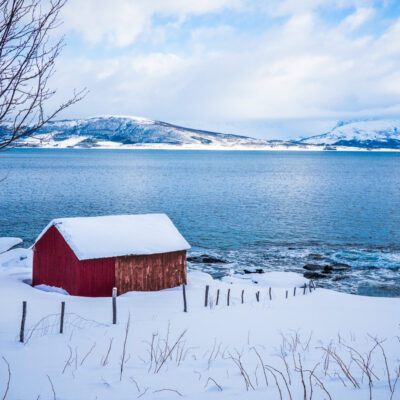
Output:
[
  {"xmin": 35, "ymin": 214, "xmax": 190, "ymax": 260},
  {"xmin": 0, "ymin": 237, "xmax": 22, "ymax": 253},
  {"xmin": 222, "ymin": 271, "xmax": 309, "ymax": 288},
  {"xmin": 34, "ymin": 284, "xmax": 69, "ymax": 295},
  {"xmin": 0, "ymin": 247, "xmax": 32, "ymax": 269}
]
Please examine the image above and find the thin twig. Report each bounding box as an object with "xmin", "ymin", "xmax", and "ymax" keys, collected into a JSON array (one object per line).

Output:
[
  {"xmin": 1, "ymin": 357, "xmax": 11, "ymax": 400},
  {"xmin": 204, "ymin": 377, "xmax": 223, "ymax": 391}
]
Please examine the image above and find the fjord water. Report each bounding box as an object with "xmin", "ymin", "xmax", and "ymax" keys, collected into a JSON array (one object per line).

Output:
[{"xmin": 1, "ymin": 149, "xmax": 399, "ymax": 296}]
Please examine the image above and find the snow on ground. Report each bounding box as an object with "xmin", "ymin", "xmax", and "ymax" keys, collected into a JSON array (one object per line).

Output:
[
  {"xmin": 222, "ymin": 271, "xmax": 309, "ymax": 288},
  {"xmin": 0, "ymin": 237, "xmax": 22, "ymax": 254},
  {"xmin": 0, "ymin": 242, "xmax": 399, "ymax": 400}
]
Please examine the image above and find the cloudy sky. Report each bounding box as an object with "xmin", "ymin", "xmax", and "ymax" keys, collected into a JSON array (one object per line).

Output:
[{"xmin": 52, "ymin": 0, "xmax": 400, "ymax": 139}]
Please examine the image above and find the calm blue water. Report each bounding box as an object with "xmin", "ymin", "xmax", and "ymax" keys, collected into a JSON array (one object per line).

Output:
[{"xmin": 1, "ymin": 149, "xmax": 400, "ymax": 296}]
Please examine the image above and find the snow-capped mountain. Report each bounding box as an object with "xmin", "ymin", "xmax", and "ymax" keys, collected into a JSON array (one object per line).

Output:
[
  {"xmin": 16, "ymin": 115, "xmax": 285, "ymax": 149},
  {"xmin": 7, "ymin": 116, "xmax": 400, "ymax": 150},
  {"xmin": 297, "ymin": 120, "xmax": 400, "ymax": 149}
]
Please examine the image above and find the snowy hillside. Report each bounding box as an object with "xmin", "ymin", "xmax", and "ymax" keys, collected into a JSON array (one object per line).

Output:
[
  {"xmin": 298, "ymin": 119, "xmax": 400, "ymax": 148},
  {"xmin": 6, "ymin": 116, "xmax": 400, "ymax": 150},
  {"xmin": 12, "ymin": 115, "xmax": 287, "ymax": 149}
]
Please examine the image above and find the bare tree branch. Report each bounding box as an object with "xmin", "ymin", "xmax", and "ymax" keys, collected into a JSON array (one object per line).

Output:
[{"xmin": 0, "ymin": 0, "xmax": 87, "ymax": 150}]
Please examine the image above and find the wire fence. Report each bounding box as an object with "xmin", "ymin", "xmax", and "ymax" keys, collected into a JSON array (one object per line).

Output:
[
  {"xmin": 22, "ymin": 312, "xmax": 108, "ymax": 344},
  {"xmin": 18, "ymin": 281, "xmax": 316, "ymax": 343}
]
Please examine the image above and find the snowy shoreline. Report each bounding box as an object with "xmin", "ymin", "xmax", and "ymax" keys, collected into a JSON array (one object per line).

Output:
[
  {"xmin": 0, "ymin": 241, "xmax": 399, "ymax": 399},
  {"xmin": 15, "ymin": 144, "xmax": 400, "ymax": 152}
]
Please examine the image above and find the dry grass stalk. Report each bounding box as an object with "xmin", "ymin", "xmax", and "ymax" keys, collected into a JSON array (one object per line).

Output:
[
  {"xmin": 153, "ymin": 388, "xmax": 183, "ymax": 397},
  {"xmin": 150, "ymin": 327, "xmax": 187, "ymax": 373},
  {"xmin": 129, "ymin": 377, "xmax": 140, "ymax": 393},
  {"xmin": 390, "ymin": 366, "xmax": 400, "ymax": 400},
  {"xmin": 265, "ymin": 365, "xmax": 283, "ymax": 400},
  {"xmin": 1, "ymin": 357, "xmax": 11, "ymax": 400},
  {"xmin": 120, "ymin": 314, "xmax": 131, "ymax": 381},
  {"xmin": 266, "ymin": 364, "xmax": 292, "ymax": 400},
  {"xmin": 204, "ymin": 377, "xmax": 223, "ymax": 391},
  {"xmin": 101, "ymin": 338, "xmax": 113, "ymax": 367},
  {"xmin": 80, "ymin": 342, "xmax": 96, "ymax": 366},
  {"xmin": 229, "ymin": 352, "xmax": 255, "ymax": 391},
  {"xmin": 46, "ymin": 375, "xmax": 56, "ymax": 400},
  {"xmin": 296, "ymin": 354, "xmax": 307, "ymax": 400},
  {"xmin": 61, "ymin": 346, "xmax": 73, "ymax": 374},
  {"xmin": 251, "ymin": 347, "xmax": 269, "ymax": 386},
  {"xmin": 137, "ymin": 387, "xmax": 148, "ymax": 398}
]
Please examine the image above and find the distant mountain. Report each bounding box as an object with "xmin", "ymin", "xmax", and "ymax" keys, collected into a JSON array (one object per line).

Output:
[
  {"xmin": 6, "ymin": 116, "xmax": 400, "ymax": 150},
  {"xmin": 297, "ymin": 119, "xmax": 400, "ymax": 149},
  {"xmin": 15, "ymin": 115, "xmax": 296, "ymax": 149}
]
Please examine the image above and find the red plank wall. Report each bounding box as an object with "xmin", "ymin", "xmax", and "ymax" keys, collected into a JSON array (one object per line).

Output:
[{"xmin": 33, "ymin": 226, "xmax": 115, "ymax": 297}]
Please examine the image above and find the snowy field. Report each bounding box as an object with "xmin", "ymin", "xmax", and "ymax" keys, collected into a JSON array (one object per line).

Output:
[{"xmin": 0, "ymin": 239, "xmax": 399, "ymax": 399}]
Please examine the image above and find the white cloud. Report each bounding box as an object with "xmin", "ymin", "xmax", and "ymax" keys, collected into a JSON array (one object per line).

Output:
[
  {"xmin": 52, "ymin": 0, "xmax": 400, "ymax": 138},
  {"xmin": 339, "ymin": 7, "xmax": 374, "ymax": 31},
  {"xmin": 262, "ymin": 0, "xmax": 376, "ymax": 16},
  {"xmin": 62, "ymin": 0, "xmax": 243, "ymax": 46}
]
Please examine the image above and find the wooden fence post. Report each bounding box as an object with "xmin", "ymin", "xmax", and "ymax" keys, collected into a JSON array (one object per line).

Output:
[
  {"xmin": 60, "ymin": 301, "xmax": 65, "ymax": 333},
  {"xmin": 293, "ymin": 287, "xmax": 296, "ymax": 296},
  {"xmin": 241, "ymin": 290, "xmax": 244, "ymax": 304},
  {"xmin": 216, "ymin": 289, "xmax": 220, "ymax": 306},
  {"xmin": 182, "ymin": 284, "xmax": 187, "ymax": 312},
  {"xmin": 285, "ymin": 290, "xmax": 288, "ymax": 299},
  {"xmin": 269, "ymin": 287, "xmax": 272, "ymax": 301},
  {"xmin": 205, "ymin": 285, "xmax": 209, "ymax": 307},
  {"xmin": 256, "ymin": 291, "xmax": 260, "ymax": 302},
  {"xmin": 303, "ymin": 284, "xmax": 306, "ymax": 295},
  {"xmin": 227, "ymin": 288, "xmax": 231, "ymax": 306},
  {"xmin": 309, "ymin": 282, "xmax": 312, "ymax": 293},
  {"xmin": 112, "ymin": 287, "xmax": 117, "ymax": 324},
  {"xmin": 19, "ymin": 301, "xmax": 27, "ymax": 343}
]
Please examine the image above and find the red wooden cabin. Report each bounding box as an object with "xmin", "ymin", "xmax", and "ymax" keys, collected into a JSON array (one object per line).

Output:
[{"xmin": 32, "ymin": 214, "xmax": 190, "ymax": 297}]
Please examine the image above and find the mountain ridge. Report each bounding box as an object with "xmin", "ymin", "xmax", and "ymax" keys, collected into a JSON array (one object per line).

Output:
[
  {"xmin": 296, "ymin": 119, "xmax": 400, "ymax": 149},
  {"xmin": 5, "ymin": 116, "xmax": 400, "ymax": 150},
  {"xmin": 12, "ymin": 115, "xmax": 300, "ymax": 150}
]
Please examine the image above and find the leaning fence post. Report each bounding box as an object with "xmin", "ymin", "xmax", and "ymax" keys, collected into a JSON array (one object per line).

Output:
[
  {"xmin": 269, "ymin": 287, "xmax": 272, "ymax": 301},
  {"xmin": 227, "ymin": 288, "xmax": 231, "ymax": 306},
  {"xmin": 60, "ymin": 301, "xmax": 65, "ymax": 333},
  {"xmin": 241, "ymin": 289, "xmax": 244, "ymax": 304},
  {"xmin": 204, "ymin": 285, "xmax": 209, "ymax": 308},
  {"xmin": 112, "ymin": 287, "xmax": 117, "ymax": 324},
  {"xmin": 256, "ymin": 291, "xmax": 260, "ymax": 302},
  {"xmin": 19, "ymin": 301, "xmax": 27, "ymax": 343},
  {"xmin": 216, "ymin": 289, "xmax": 220, "ymax": 306},
  {"xmin": 182, "ymin": 284, "xmax": 187, "ymax": 312},
  {"xmin": 293, "ymin": 287, "xmax": 296, "ymax": 296}
]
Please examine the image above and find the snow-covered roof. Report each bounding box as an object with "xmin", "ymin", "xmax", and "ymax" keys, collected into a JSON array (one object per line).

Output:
[{"xmin": 35, "ymin": 214, "xmax": 190, "ymax": 261}]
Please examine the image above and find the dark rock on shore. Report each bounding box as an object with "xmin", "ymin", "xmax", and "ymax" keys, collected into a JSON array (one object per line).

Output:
[
  {"xmin": 303, "ymin": 261, "xmax": 352, "ymax": 280},
  {"xmin": 187, "ymin": 254, "xmax": 228, "ymax": 264},
  {"xmin": 331, "ymin": 262, "xmax": 351, "ymax": 268},
  {"xmin": 304, "ymin": 272, "xmax": 327, "ymax": 279},
  {"xmin": 303, "ymin": 263, "xmax": 351, "ymax": 272},
  {"xmin": 303, "ymin": 264, "xmax": 325, "ymax": 271},
  {"xmin": 244, "ymin": 268, "xmax": 264, "ymax": 274}
]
